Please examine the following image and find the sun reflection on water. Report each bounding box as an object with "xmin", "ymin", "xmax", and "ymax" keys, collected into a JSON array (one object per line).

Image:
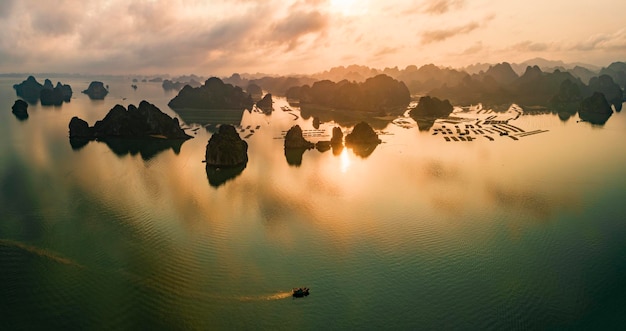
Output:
[{"xmin": 340, "ymin": 148, "xmax": 351, "ymax": 173}]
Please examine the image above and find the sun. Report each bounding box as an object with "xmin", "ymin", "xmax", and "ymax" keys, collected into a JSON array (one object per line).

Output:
[{"xmin": 329, "ymin": 0, "xmax": 366, "ymax": 16}]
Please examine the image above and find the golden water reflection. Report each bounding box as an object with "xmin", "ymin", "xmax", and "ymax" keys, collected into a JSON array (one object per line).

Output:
[{"xmin": 9, "ymin": 92, "xmax": 626, "ymax": 253}]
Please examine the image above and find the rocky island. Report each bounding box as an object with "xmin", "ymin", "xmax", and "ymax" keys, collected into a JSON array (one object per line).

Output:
[
  {"xmin": 40, "ymin": 80, "xmax": 73, "ymax": 106},
  {"xmin": 68, "ymin": 101, "xmax": 192, "ymax": 157},
  {"xmin": 13, "ymin": 76, "xmax": 45, "ymax": 103},
  {"xmin": 344, "ymin": 122, "xmax": 381, "ymax": 158},
  {"xmin": 246, "ymin": 83, "xmax": 263, "ymax": 100},
  {"xmin": 11, "ymin": 99, "xmax": 29, "ymax": 120},
  {"xmin": 284, "ymin": 125, "xmax": 314, "ymax": 166},
  {"xmin": 69, "ymin": 100, "xmax": 192, "ymax": 140},
  {"xmin": 256, "ymin": 93, "xmax": 273, "ymax": 113},
  {"xmin": 162, "ymin": 78, "xmax": 201, "ymax": 91},
  {"xmin": 13, "ymin": 76, "xmax": 73, "ymax": 105},
  {"xmin": 314, "ymin": 126, "xmax": 344, "ymax": 153},
  {"xmin": 284, "ymin": 125, "xmax": 314, "ymax": 150},
  {"xmin": 204, "ymin": 124, "xmax": 248, "ymax": 187},
  {"xmin": 578, "ymin": 92, "xmax": 613, "ymax": 125},
  {"xmin": 287, "ymin": 74, "xmax": 411, "ymax": 127},
  {"xmin": 168, "ymin": 77, "xmax": 253, "ymax": 110},
  {"xmin": 345, "ymin": 121, "xmax": 381, "ymax": 145},
  {"xmin": 288, "ymin": 74, "xmax": 410, "ymax": 112},
  {"xmin": 409, "ymin": 96, "xmax": 453, "ymax": 131},
  {"xmin": 588, "ymin": 75, "xmax": 623, "ymax": 112},
  {"xmin": 205, "ymin": 125, "xmax": 248, "ymax": 168},
  {"xmin": 410, "ymin": 96, "xmax": 453, "ymax": 118},
  {"xmin": 162, "ymin": 79, "xmax": 186, "ymax": 91},
  {"xmin": 167, "ymin": 77, "xmax": 254, "ymax": 125},
  {"xmin": 82, "ymin": 81, "xmax": 108, "ymax": 99},
  {"xmin": 428, "ymin": 63, "xmax": 621, "ymax": 115},
  {"xmin": 549, "ymin": 79, "xmax": 583, "ymax": 120}
]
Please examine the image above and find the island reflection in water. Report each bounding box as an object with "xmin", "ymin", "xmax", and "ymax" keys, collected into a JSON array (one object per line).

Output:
[
  {"xmin": 206, "ymin": 163, "xmax": 246, "ymax": 187},
  {"xmin": 70, "ymin": 137, "xmax": 186, "ymax": 160},
  {"xmin": 1, "ymin": 76, "xmax": 626, "ymax": 329}
]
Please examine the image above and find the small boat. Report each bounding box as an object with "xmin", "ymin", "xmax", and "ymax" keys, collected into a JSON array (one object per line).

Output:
[{"xmin": 292, "ymin": 287, "xmax": 310, "ymax": 298}]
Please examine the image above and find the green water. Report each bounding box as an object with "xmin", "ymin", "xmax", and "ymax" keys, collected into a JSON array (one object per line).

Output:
[{"xmin": 1, "ymin": 76, "xmax": 625, "ymax": 329}]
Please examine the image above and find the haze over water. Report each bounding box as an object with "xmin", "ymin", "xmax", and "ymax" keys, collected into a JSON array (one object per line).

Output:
[{"xmin": 1, "ymin": 75, "xmax": 626, "ymax": 329}]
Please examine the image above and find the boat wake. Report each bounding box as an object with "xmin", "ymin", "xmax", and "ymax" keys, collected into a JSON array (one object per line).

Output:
[
  {"xmin": 1, "ymin": 239, "xmax": 297, "ymax": 303},
  {"xmin": 0, "ymin": 239, "xmax": 84, "ymax": 268},
  {"xmin": 237, "ymin": 291, "xmax": 293, "ymax": 302}
]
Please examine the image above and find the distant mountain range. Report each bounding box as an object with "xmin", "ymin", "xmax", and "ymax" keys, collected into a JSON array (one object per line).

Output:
[{"xmin": 464, "ymin": 58, "xmax": 602, "ymax": 76}]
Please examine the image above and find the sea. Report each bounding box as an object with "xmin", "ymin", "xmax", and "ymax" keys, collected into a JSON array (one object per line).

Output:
[{"xmin": 1, "ymin": 75, "xmax": 625, "ymax": 330}]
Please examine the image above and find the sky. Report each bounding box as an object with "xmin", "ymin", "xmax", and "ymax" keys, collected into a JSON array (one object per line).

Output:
[{"xmin": 0, "ymin": 0, "xmax": 625, "ymax": 76}]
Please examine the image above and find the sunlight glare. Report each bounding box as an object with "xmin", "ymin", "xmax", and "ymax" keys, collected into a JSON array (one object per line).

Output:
[
  {"xmin": 329, "ymin": 0, "xmax": 366, "ymax": 16},
  {"xmin": 340, "ymin": 148, "xmax": 351, "ymax": 173}
]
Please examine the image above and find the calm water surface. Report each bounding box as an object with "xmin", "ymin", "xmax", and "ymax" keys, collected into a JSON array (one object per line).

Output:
[{"xmin": 1, "ymin": 76, "xmax": 626, "ymax": 329}]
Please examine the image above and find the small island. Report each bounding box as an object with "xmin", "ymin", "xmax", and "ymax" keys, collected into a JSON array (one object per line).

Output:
[
  {"xmin": 409, "ymin": 96, "xmax": 453, "ymax": 131},
  {"xmin": 345, "ymin": 122, "xmax": 381, "ymax": 145},
  {"xmin": 284, "ymin": 125, "xmax": 314, "ymax": 150},
  {"xmin": 11, "ymin": 99, "xmax": 29, "ymax": 120},
  {"xmin": 284, "ymin": 125, "xmax": 314, "ymax": 166},
  {"xmin": 344, "ymin": 122, "xmax": 381, "ymax": 157},
  {"xmin": 82, "ymin": 81, "xmax": 109, "ymax": 99},
  {"xmin": 205, "ymin": 125, "xmax": 248, "ymax": 187},
  {"xmin": 205, "ymin": 125, "xmax": 248, "ymax": 168}
]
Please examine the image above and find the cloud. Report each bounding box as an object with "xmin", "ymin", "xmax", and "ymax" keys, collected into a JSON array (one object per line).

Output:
[
  {"xmin": 460, "ymin": 41, "xmax": 484, "ymax": 55},
  {"xmin": 422, "ymin": 0, "xmax": 465, "ymax": 15},
  {"xmin": 420, "ymin": 14, "xmax": 493, "ymax": 45},
  {"xmin": 0, "ymin": 0, "xmax": 623, "ymax": 75},
  {"xmin": 420, "ymin": 21, "xmax": 480, "ymax": 44},
  {"xmin": 0, "ymin": 0, "xmax": 16, "ymax": 19},
  {"xmin": 270, "ymin": 10, "xmax": 328, "ymax": 50},
  {"xmin": 374, "ymin": 46, "xmax": 400, "ymax": 57},
  {"xmin": 29, "ymin": 0, "xmax": 86, "ymax": 36},
  {"xmin": 570, "ymin": 28, "xmax": 626, "ymax": 51},
  {"xmin": 510, "ymin": 41, "xmax": 551, "ymax": 52}
]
